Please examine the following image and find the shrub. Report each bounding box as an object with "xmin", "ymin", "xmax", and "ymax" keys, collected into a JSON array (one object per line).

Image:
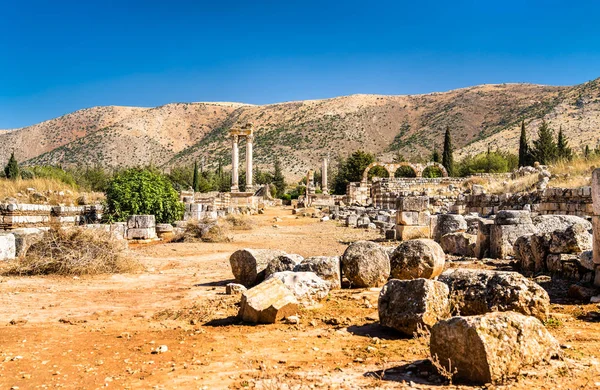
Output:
[
  {"xmin": 4, "ymin": 227, "xmax": 137, "ymax": 275},
  {"xmin": 225, "ymin": 214, "xmax": 255, "ymax": 230},
  {"xmin": 105, "ymin": 168, "xmax": 184, "ymax": 224},
  {"xmin": 173, "ymin": 219, "xmax": 232, "ymax": 243}
]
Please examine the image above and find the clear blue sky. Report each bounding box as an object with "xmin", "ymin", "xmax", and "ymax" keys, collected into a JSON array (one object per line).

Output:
[{"xmin": 1, "ymin": 0, "xmax": 600, "ymax": 129}]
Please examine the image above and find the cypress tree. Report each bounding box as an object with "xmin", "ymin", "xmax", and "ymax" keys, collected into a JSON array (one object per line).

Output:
[
  {"xmin": 518, "ymin": 121, "xmax": 531, "ymax": 167},
  {"xmin": 431, "ymin": 148, "xmax": 441, "ymax": 163},
  {"xmin": 273, "ymin": 157, "xmax": 286, "ymax": 198},
  {"xmin": 192, "ymin": 160, "xmax": 199, "ymax": 191},
  {"xmin": 556, "ymin": 126, "xmax": 572, "ymax": 161},
  {"xmin": 531, "ymin": 120, "xmax": 558, "ymax": 165},
  {"xmin": 584, "ymin": 145, "xmax": 591, "ymax": 159},
  {"xmin": 442, "ymin": 126, "xmax": 454, "ymax": 176},
  {"xmin": 4, "ymin": 152, "xmax": 19, "ymax": 180}
]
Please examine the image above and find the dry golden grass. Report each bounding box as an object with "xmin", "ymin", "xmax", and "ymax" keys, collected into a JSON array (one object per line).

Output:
[
  {"xmin": 548, "ymin": 155, "xmax": 600, "ymax": 188},
  {"xmin": 485, "ymin": 174, "xmax": 540, "ymax": 194},
  {"xmin": 3, "ymin": 227, "xmax": 138, "ymax": 276},
  {"xmin": 225, "ymin": 214, "xmax": 255, "ymax": 230},
  {"xmin": 0, "ymin": 177, "xmax": 104, "ymax": 205},
  {"xmin": 174, "ymin": 218, "xmax": 232, "ymax": 243}
]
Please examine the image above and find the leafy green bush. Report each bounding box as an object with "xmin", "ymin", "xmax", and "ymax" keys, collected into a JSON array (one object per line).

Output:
[
  {"xmin": 105, "ymin": 168, "xmax": 184, "ymax": 223},
  {"xmin": 22, "ymin": 166, "xmax": 77, "ymax": 186},
  {"xmin": 457, "ymin": 151, "xmax": 517, "ymax": 177}
]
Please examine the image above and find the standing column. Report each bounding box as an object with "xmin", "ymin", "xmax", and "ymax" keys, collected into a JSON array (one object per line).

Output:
[
  {"xmin": 246, "ymin": 135, "xmax": 254, "ymax": 192},
  {"xmin": 592, "ymin": 168, "xmax": 600, "ymax": 286},
  {"xmin": 231, "ymin": 135, "xmax": 239, "ymax": 192},
  {"xmin": 322, "ymin": 158, "xmax": 329, "ymax": 194}
]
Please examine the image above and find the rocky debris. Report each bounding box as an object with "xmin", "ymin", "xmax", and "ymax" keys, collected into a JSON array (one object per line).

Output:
[
  {"xmin": 440, "ymin": 232, "xmax": 476, "ymax": 257},
  {"xmin": 264, "ymin": 254, "xmax": 304, "ymax": 278},
  {"xmin": 434, "ymin": 214, "xmax": 467, "ymax": 242},
  {"xmin": 579, "ymin": 250, "xmax": 594, "ymax": 271},
  {"xmin": 225, "ymin": 283, "xmax": 247, "ymax": 295},
  {"xmin": 549, "ymin": 224, "xmax": 592, "ymax": 254},
  {"xmin": 266, "ymin": 271, "xmax": 329, "ymax": 305},
  {"xmin": 229, "ymin": 249, "xmax": 287, "ymax": 287},
  {"xmin": 0, "ymin": 233, "xmax": 16, "ymax": 260},
  {"xmin": 546, "ymin": 254, "xmax": 588, "ymax": 280},
  {"xmin": 430, "ymin": 311, "xmax": 560, "ymax": 384},
  {"xmin": 439, "ymin": 269, "xmax": 550, "ymax": 321},
  {"xmin": 126, "ymin": 214, "xmax": 157, "ymax": 240},
  {"xmin": 490, "ymin": 222, "xmax": 539, "ymax": 259},
  {"xmin": 346, "ymin": 214, "xmax": 358, "ymax": 227},
  {"xmin": 294, "ymin": 256, "xmax": 342, "ymax": 289},
  {"xmin": 341, "ymin": 241, "xmax": 390, "ymax": 288},
  {"xmin": 567, "ymin": 284, "xmax": 599, "ymax": 301},
  {"xmin": 378, "ymin": 278, "xmax": 450, "ymax": 336},
  {"xmin": 238, "ymin": 278, "xmax": 298, "ymax": 323},
  {"xmin": 532, "ymin": 214, "xmax": 592, "ymax": 234},
  {"xmin": 475, "ymin": 218, "xmax": 494, "ymax": 258},
  {"xmin": 9, "ymin": 228, "xmax": 44, "ymax": 257},
  {"xmin": 495, "ymin": 210, "xmax": 533, "ymax": 225},
  {"xmin": 389, "ymin": 239, "xmax": 445, "ymax": 280}
]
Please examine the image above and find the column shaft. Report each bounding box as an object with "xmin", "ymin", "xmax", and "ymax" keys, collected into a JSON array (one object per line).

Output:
[
  {"xmin": 246, "ymin": 136, "xmax": 253, "ymax": 192},
  {"xmin": 231, "ymin": 136, "xmax": 239, "ymax": 192}
]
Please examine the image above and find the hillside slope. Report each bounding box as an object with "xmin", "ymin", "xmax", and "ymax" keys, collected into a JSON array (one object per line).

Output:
[{"xmin": 2, "ymin": 78, "xmax": 599, "ymax": 178}]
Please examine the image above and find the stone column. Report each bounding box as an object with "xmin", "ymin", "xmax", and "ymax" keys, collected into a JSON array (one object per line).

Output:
[
  {"xmin": 245, "ymin": 135, "xmax": 254, "ymax": 193},
  {"xmin": 322, "ymin": 158, "xmax": 329, "ymax": 194},
  {"xmin": 231, "ymin": 135, "xmax": 239, "ymax": 192},
  {"xmin": 592, "ymin": 168, "xmax": 600, "ymax": 286}
]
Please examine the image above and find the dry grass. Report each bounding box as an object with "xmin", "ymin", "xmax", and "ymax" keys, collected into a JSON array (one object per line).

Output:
[
  {"xmin": 548, "ymin": 155, "xmax": 599, "ymax": 188},
  {"xmin": 3, "ymin": 227, "xmax": 138, "ymax": 276},
  {"xmin": 225, "ymin": 214, "xmax": 255, "ymax": 230},
  {"xmin": 173, "ymin": 218, "xmax": 232, "ymax": 243},
  {"xmin": 0, "ymin": 177, "xmax": 104, "ymax": 205},
  {"xmin": 485, "ymin": 174, "xmax": 540, "ymax": 194}
]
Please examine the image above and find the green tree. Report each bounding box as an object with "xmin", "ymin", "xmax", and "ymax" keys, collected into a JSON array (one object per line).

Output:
[
  {"xmin": 4, "ymin": 152, "xmax": 20, "ymax": 180},
  {"xmin": 105, "ymin": 168, "xmax": 184, "ymax": 224},
  {"xmin": 584, "ymin": 145, "xmax": 591, "ymax": 159},
  {"xmin": 431, "ymin": 148, "xmax": 441, "ymax": 163},
  {"xmin": 531, "ymin": 120, "xmax": 558, "ymax": 165},
  {"xmin": 332, "ymin": 150, "xmax": 375, "ymax": 194},
  {"xmin": 192, "ymin": 160, "xmax": 199, "ymax": 192},
  {"xmin": 442, "ymin": 127, "xmax": 454, "ymax": 176},
  {"xmin": 457, "ymin": 151, "xmax": 511, "ymax": 176},
  {"xmin": 556, "ymin": 126, "xmax": 573, "ymax": 161},
  {"xmin": 273, "ymin": 157, "xmax": 286, "ymax": 198},
  {"xmin": 518, "ymin": 121, "xmax": 532, "ymax": 167}
]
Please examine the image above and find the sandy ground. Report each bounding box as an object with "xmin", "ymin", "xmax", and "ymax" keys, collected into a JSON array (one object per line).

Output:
[{"xmin": 1, "ymin": 207, "xmax": 600, "ymax": 389}]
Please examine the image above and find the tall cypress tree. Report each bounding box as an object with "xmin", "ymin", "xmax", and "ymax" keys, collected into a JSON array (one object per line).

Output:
[
  {"xmin": 531, "ymin": 120, "xmax": 558, "ymax": 165},
  {"xmin": 4, "ymin": 152, "xmax": 19, "ymax": 180},
  {"xmin": 273, "ymin": 157, "xmax": 286, "ymax": 198},
  {"xmin": 518, "ymin": 120, "xmax": 531, "ymax": 167},
  {"xmin": 442, "ymin": 126, "xmax": 454, "ymax": 176},
  {"xmin": 431, "ymin": 148, "xmax": 441, "ymax": 163},
  {"xmin": 192, "ymin": 160, "xmax": 199, "ymax": 191},
  {"xmin": 556, "ymin": 126, "xmax": 572, "ymax": 161},
  {"xmin": 584, "ymin": 145, "xmax": 591, "ymax": 159}
]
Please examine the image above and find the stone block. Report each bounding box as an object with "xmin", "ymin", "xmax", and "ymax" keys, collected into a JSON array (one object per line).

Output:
[
  {"xmin": 397, "ymin": 211, "xmax": 419, "ymax": 226},
  {"xmin": 592, "ymin": 168, "xmax": 600, "ymax": 215},
  {"xmin": 489, "ymin": 223, "xmax": 539, "ymax": 259},
  {"xmin": 0, "ymin": 233, "xmax": 16, "ymax": 260},
  {"xmin": 346, "ymin": 214, "xmax": 358, "ymax": 227},
  {"xmin": 385, "ymin": 229, "xmax": 397, "ymax": 240},
  {"xmin": 238, "ymin": 278, "xmax": 298, "ymax": 323},
  {"xmin": 127, "ymin": 215, "xmax": 156, "ymax": 229},
  {"xmin": 395, "ymin": 225, "xmax": 430, "ymax": 240},
  {"xmin": 396, "ymin": 196, "xmax": 429, "ymax": 212},
  {"xmin": 126, "ymin": 227, "xmax": 157, "ymax": 240},
  {"xmin": 594, "ymin": 216, "xmax": 600, "ymax": 266},
  {"xmin": 10, "ymin": 228, "xmax": 44, "ymax": 257}
]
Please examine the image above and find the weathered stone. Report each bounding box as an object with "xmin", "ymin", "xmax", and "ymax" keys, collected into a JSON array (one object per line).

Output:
[
  {"xmin": 495, "ymin": 210, "xmax": 533, "ymax": 225},
  {"xmin": 395, "ymin": 225, "xmax": 430, "ymax": 240},
  {"xmin": 580, "ymin": 250, "xmax": 594, "ymax": 271},
  {"xmin": 341, "ymin": 241, "xmax": 390, "ymax": 288},
  {"xmin": 378, "ymin": 279, "xmax": 450, "ymax": 336},
  {"xmin": 266, "ymin": 271, "xmax": 329, "ymax": 305},
  {"xmin": 357, "ymin": 216, "xmax": 371, "ymax": 228},
  {"xmin": 440, "ymin": 232, "xmax": 476, "ymax": 257},
  {"xmin": 567, "ymin": 284, "xmax": 598, "ymax": 301},
  {"xmin": 294, "ymin": 256, "xmax": 341, "ymax": 289},
  {"xmin": 513, "ymin": 234, "xmax": 535, "ymax": 274},
  {"xmin": 396, "ymin": 196, "xmax": 429, "ymax": 212},
  {"xmin": 155, "ymin": 223, "xmax": 174, "ymax": 233},
  {"xmin": 0, "ymin": 233, "xmax": 16, "ymax": 260},
  {"xmin": 10, "ymin": 227, "xmax": 44, "ymax": 257},
  {"xmin": 390, "ymin": 239, "xmax": 445, "ymax": 280},
  {"xmin": 385, "ymin": 229, "xmax": 396, "ymax": 240},
  {"xmin": 435, "ymin": 214, "xmax": 467, "ymax": 242},
  {"xmin": 397, "ymin": 211, "xmax": 419, "ymax": 226},
  {"xmin": 229, "ymin": 249, "xmax": 287, "ymax": 287},
  {"xmin": 238, "ymin": 278, "xmax": 298, "ymax": 323},
  {"xmin": 475, "ymin": 218, "xmax": 494, "ymax": 258},
  {"xmin": 593, "ymin": 168, "xmax": 600, "ymax": 215},
  {"xmin": 546, "ymin": 254, "xmax": 582, "ymax": 280},
  {"xmin": 225, "ymin": 283, "xmax": 247, "ymax": 295},
  {"xmin": 532, "ymin": 214, "xmax": 592, "ymax": 234},
  {"xmin": 592, "ymin": 217, "xmax": 600, "ymax": 270},
  {"xmin": 438, "ymin": 269, "xmax": 550, "ymax": 321},
  {"xmin": 127, "ymin": 215, "xmax": 156, "ymax": 229},
  {"xmin": 264, "ymin": 254, "xmax": 304, "ymax": 278},
  {"xmin": 430, "ymin": 312, "xmax": 560, "ymax": 384},
  {"xmin": 549, "ymin": 223, "xmax": 592, "ymax": 254},
  {"xmin": 490, "ymin": 223, "xmax": 539, "ymax": 259},
  {"xmin": 126, "ymin": 227, "xmax": 157, "ymax": 240}
]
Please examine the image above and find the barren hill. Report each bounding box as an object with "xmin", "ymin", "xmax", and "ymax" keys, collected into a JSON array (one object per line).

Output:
[{"xmin": 3, "ymin": 78, "xmax": 599, "ymax": 179}]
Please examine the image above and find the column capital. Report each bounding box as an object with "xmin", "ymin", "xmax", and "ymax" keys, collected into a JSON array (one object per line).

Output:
[
  {"xmin": 246, "ymin": 134, "xmax": 254, "ymax": 142},
  {"xmin": 231, "ymin": 134, "xmax": 239, "ymax": 142}
]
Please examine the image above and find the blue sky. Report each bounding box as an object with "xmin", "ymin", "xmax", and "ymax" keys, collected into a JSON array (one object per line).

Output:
[{"xmin": 1, "ymin": 0, "xmax": 600, "ymax": 129}]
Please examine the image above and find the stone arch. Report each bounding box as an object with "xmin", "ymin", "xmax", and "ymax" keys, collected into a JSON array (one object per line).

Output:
[
  {"xmin": 362, "ymin": 161, "xmax": 422, "ymax": 182},
  {"xmin": 392, "ymin": 162, "xmax": 421, "ymax": 178},
  {"xmin": 422, "ymin": 162, "xmax": 448, "ymax": 178}
]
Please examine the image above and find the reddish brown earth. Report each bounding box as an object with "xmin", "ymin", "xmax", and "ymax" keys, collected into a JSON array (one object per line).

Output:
[{"xmin": 1, "ymin": 208, "xmax": 600, "ymax": 389}]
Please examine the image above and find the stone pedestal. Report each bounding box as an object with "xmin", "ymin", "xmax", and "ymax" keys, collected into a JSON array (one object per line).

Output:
[{"xmin": 395, "ymin": 195, "xmax": 430, "ymax": 240}]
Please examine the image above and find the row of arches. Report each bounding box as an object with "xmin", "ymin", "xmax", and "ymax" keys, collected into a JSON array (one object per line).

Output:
[{"xmin": 361, "ymin": 162, "xmax": 448, "ymax": 182}]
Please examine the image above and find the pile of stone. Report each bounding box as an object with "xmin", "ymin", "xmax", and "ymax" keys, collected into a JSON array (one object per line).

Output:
[{"xmin": 327, "ymin": 205, "xmax": 396, "ymax": 233}]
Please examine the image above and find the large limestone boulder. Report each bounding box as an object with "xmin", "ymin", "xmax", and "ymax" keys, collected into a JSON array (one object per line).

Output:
[
  {"xmin": 229, "ymin": 249, "xmax": 287, "ymax": 287},
  {"xmin": 549, "ymin": 224, "xmax": 592, "ymax": 254},
  {"xmin": 390, "ymin": 239, "xmax": 445, "ymax": 280},
  {"xmin": 439, "ymin": 269, "xmax": 550, "ymax": 321},
  {"xmin": 489, "ymin": 223, "xmax": 539, "ymax": 259},
  {"xmin": 264, "ymin": 254, "xmax": 304, "ymax": 279},
  {"xmin": 378, "ymin": 278, "xmax": 451, "ymax": 336},
  {"xmin": 533, "ymin": 214, "xmax": 592, "ymax": 234},
  {"xmin": 474, "ymin": 218, "xmax": 494, "ymax": 258},
  {"xmin": 341, "ymin": 241, "xmax": 390, "ymax": 288},
  {"xmin": 0, "ymin": 233, "xmax": 16, "ymax": 261},
  {"xmin": 495, "ymin": 210, "xmax": 533, "ymax": 225},
  {"xmin": 266, "ymin": 271, "xmax": 329, "ymax": 305},
  {"xmin": 434, "ymin": 214, "xmax": 467, "ymax": 242},
  {"xmin": 238, "ymin": 278, "xmax": 298, "ymax": 323},
  {"xmin": 294, "ymin": 256, "xmax": 341, "ymax": 289},
  {"xmin": 440, "ymin": 232, "xmax": 476, "ymax": 257},
  {"xmin": 430, "ymin": 312, "xmax": 560, "ymax": 384}
]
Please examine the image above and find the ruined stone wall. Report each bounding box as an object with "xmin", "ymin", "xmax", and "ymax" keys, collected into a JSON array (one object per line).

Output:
[{"xmin": 0, "ymin": 203, "xmax": 102, "ymax": 230}]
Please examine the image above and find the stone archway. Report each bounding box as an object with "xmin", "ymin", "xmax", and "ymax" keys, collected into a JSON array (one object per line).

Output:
[
  {"xmin": 422, "ymin": 162, "xmax": 449, "ymax": 177},
  {"xmin": 362, "ymin": 161, "xmax": 422, "ymax": 182}
]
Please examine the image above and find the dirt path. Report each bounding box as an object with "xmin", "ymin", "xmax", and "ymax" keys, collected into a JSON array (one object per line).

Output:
[{"xmin": 1, "ymin": 207, "xmax": 599, "ymax": 389}]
